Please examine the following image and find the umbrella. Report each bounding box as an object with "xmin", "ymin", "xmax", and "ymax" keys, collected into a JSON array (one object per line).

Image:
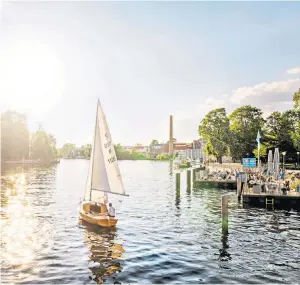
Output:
[
  {"xmin": 267, "ymin": 150, "xmax": 273, "ymax": 174},
  {"xmin": 273, "ymin": 148, "xmax": 280, "ymax": 180}
]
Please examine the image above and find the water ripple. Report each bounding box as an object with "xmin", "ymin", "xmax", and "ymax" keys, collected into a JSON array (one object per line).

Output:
[{"xmin": 1, "ymin": 160, "xmax": 300, "ymax": 284}]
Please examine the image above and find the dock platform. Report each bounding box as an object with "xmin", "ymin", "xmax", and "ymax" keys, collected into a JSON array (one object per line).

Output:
[
  {"xmin": 242, "ymin": 190, "xmax": 300, "ymax": 211},
  {"xmin": 194, "ymin": 180, "xmax": 237, "ymax": 189}
]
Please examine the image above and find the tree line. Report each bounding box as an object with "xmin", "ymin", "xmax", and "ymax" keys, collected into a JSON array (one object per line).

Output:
[
  {"xmin": 1, "ymin": 111, "xmax": 57, "ymax": 163},
  {"xmin": 57, "ymin": 143, "xmax": 152, "ymax": 160},
  {"xmin": 198, "ymin": 88, "xmax": 300, "ymax": 163}
]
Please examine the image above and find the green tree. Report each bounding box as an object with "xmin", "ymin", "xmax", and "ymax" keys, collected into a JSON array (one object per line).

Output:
[
  {"xmin": 60, "ymin": 143, "xmax": 76, "ymax": 158},
  {"xmin": 114, "ymin": 144, "xmax": 123, "ymax": 152},
  {"xmin": 253, "ymin": 143, "xmax": 269, "ymax": 160},
  {"xmin": 273, "ymin": 109, "xmax": 300, "ymax": 154},
  {"xmin": 31, "ymin": 127, "xmax": 57, "ymax": 163},
  {"xmin": 293, "ymin": 88, "xmax": 300, "ymax": 110},
  {"xmin": 157, "ymin": 153, "xmax": 169, "ymax": 160},
  {"xmin": 264, "ymin": 111, "xmax": 281, "ymax": 148},
  {"xmin": 1, "ymin": 110, "xmax": 29, "ymax": 160},
  {"xmin": 198, "ymin": 108, "xmax": 230, "ymax": 163},
  {"xmin": 229, "ymin": 105, "xmax": 265, "ymax": 159},
  {"xmin": 263, "ymin": 111, "xmax": 294, "ymax": 151},
  {"xmin": 291, "ymin": 121, "xmax": 300, "ymax": 151},
  {"xmin": 84, "ymin": 144, "xmax": 92, "ymax": 158},
  {"xmin": 150, "ymin": 139, "xmax": 158, "ymax": 145},
  {"xmin": 48, "ymin": 134, "xmax": 57, "ymax": 158}
]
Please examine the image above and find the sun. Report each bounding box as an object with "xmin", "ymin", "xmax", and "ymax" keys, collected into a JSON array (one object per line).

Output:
[{"xmin": 0, "ymin": 39, "xmax": 65, "ymax": 120}]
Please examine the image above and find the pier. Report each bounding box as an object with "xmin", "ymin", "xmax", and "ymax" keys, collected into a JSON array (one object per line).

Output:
[
  {"xmin": 175, "ymin": 165, "xmax": 300, "ymax": 211},
  {"xmin": 193, "ymin": 167, "xmax": 237, "ymax": 189},
  {"xmin": 242, "ymin": 184, "xmax": 300, "ymax": 210}
]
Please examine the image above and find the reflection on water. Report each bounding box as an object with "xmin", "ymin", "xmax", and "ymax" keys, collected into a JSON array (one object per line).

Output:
[
  {"xmin": 219, "ymin": 233, "xmax": 231, "ymax": 262},
  {"xmin": 1, "ymin": 173, "xmax": 54, "ymax": 283},
  {"xmin": 81, "ymin": 221, "xmax": 125, "ymax": 284},
  {"xmin": 175, "ymin": 188, "xmax": 180, "ymax": 209},
  {"xmin": 1, "ymin": 160, "xmax": 300, "ymax": 284},
  {"xmin": 169, "ymin": 160, "xmax": 173, "ymax": 176}
]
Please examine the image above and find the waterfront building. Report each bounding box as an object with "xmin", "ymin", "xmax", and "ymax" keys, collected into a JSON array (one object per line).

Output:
[
  {"xmin": 122, "ymin": 146, "xmax": 134, "ymax": 152},
  {"xmin": 149, "ymin": 144, "xmax": 164, "ymax": 158},
  {"xmin": 133, "ymin": 145, "xmax": 150, "ymax": 155}
]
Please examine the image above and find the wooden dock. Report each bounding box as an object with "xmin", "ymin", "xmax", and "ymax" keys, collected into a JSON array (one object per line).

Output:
[
  {"xmin": 194, "ymin": 179, "xmax": 237, "ymax": 189},
  {"xmin": 193, "ymin": 167, "xmax": 237, "ymax": 189},
  {"xmin": 242, "ymin": 187, "xmax": 300, "ymax": 211},
  {"xmin": 187, "ymin": 166, "xmax": 300, "ymax": 210}
]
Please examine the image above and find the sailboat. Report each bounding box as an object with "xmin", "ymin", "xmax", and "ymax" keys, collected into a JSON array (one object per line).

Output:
[{"xmin": 79, "ymin": 100, "xmax": 128, "ymax": 228}]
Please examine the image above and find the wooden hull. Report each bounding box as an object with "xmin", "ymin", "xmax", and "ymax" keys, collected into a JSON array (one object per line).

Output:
[{"xmin": 79, "ymin": 203, "xmax": 118, "ymax": 228}]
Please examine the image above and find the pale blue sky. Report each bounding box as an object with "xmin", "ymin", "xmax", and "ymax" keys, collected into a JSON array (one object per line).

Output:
[{"xmin": 1, "ymin": 1, "xmax": 300, "ymax": 147}]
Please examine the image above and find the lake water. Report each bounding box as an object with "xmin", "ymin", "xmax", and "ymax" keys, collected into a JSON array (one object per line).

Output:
[{"xmin": 1, "ymin": 160, "xmax": 300, "ymax": 284}]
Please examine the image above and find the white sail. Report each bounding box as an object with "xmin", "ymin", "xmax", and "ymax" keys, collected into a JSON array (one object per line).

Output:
[
  {"xmin": 84, "ymin": 100, "xmax": 125, "ymax": 202},
  {"xmin": 97, "ymin": 102, "xmax": 125, "ymax": 195}
]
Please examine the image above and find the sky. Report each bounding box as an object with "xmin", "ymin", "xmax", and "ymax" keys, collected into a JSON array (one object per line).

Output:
[{"xmin": 0, "ymin": 1, "xmax": 300, "ymax": 147}]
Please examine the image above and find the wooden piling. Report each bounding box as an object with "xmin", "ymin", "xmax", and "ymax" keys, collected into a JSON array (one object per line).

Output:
[
  {"xmin": 176, "ymin": 172, "xmax": 180, "ymax": 190},
  {"xmin": 221, "ymin": 195, "xmax": 229, "ymax": 235},
  {"xmin": 187, "ymin": 170, "xmax": 191, "ymax": 189},
  {"xmin": 237, "ymin": 177, "xmax": 242, "ymax": 200},
  {"xmin": 193, "ymin": 169, "xmax": 196, "ymax": 181}
]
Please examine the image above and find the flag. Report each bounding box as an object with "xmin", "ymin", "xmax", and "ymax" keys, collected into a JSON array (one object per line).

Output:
[{"xmin": 256, "ymin": 130, "xmax": 261, "ymax": 150}]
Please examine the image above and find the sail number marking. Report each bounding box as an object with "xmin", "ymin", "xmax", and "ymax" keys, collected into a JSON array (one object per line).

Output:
[
  {"xmin": 108, "ymin": 156, "xmax": 116, "ymax": 164},
  {"xmin": 104, "ymin": 141, "xmax": 112, "ymax": 148}
]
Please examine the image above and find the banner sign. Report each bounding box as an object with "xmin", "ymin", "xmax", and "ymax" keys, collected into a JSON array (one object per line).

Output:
[{"xmin": 243, "ymin": 158, "xmax": 256, "ymax": 168}]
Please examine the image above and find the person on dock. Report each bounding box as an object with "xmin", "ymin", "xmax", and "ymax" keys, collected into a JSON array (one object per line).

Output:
[{"xmin": 108, "ymin": 203, "xmax": 116, "ymax": 217}]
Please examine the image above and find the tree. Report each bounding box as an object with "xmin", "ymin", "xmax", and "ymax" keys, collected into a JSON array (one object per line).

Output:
[
  {"xmin": 229, "ymin": 105, "xmax": 265, "ymax": 159},
  {"xmin": 157, "ymin": 153, "xmax": 169, "ymax": 160},
  {"xmin": 114, "ymin": 144, "xmax": 123, "ymax": 152},
  {"xmin": 198, "ymin": 108, "xmax": 230, "ymax": 163},
  {"xmin": 273, "ymin": 109, "xmax": 300, "ymax": 154},
  {"xmin": 253, "ymin": 143, "xmax": 269, "ymax": 160},
  {"xmin": 291, "ymin": 121, "xmax": 300, "ymax": 151},
  {"xmin": 84, "ymin": 144, "xmax": 92, "ymax": 158},
  {"xmin": 150, "ymin": 139, "xmax": 158, "ymax": 145},
  {"xmin": 293, "ymin": 88, "xmax": 300, "ymax": 110},
  {"xmin": 264, "ymin": 111, "xmax": 281, "ymax": 148},
  {"xmin": 60, "ymin": 143, "xmax": 76, "ymax": 158},
  {"xmin": 48, "ymin": 134, "xmax": 57, "ymax": 158},
  {"xmin": 1, "ymin": 110, "xmax": 29, "ymax": 160},
  {"xmin": 31, "ymin": 128, "xmax": 57, "ymax": 162},
  {"xmin": 263, "ymin": 111, "xmax": 294, "ymax": 151}
]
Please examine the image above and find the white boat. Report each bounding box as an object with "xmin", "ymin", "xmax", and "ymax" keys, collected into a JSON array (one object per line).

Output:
[{"xmin": 79, "ymin": 100, "xmax": 128, "ymax": 227}]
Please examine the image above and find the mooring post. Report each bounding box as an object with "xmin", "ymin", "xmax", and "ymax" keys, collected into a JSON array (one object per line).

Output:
[
  {"xmin": 176, "ymin": 172, "xmax": 180, "ymax": 190},
  {"xmin": 192, "ymin": 168, "xmax": 196, "ymax": 181},
  {"xmin": 187, "ymin": 170, "xmax": 191, "ymax": 189},
  {"xmin": 237, "ymin": 176, "xmax": 242, "ymax": 200},
  {"xmin": 221, "ymin": 195, "xmax": 229, "ymax": 235}
]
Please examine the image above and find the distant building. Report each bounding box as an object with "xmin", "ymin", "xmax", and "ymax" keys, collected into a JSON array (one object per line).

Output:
[
  {"xmin": 184, "ymin": 138, "xmax": 206, "ymax": 160},
  {"xmin": 149, "ymin": 144, "xmax": 164, "ymax": 158},
  {"xmin": 122, "ymin": 146, "xmax": 134, "ymax": 152},
  {"xmin": 164, "ymin": 142, "xmax": 192, "ymax": 156},
  {"xmin": 133, "ymin": 145, "xmax": 150, "ymax": 155},
  {"xmin": 192, "ymin": 139, "xmax": 202, "ymax": 149}
]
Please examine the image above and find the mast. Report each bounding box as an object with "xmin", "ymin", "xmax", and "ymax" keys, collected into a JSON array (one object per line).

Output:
[
  {"xmin": 89, "ymin": 103, "xmax": 99, "ymax": 201},
  {"xmin": 169, "ymin": 115, "xmax": 173, "ymax": 157}
]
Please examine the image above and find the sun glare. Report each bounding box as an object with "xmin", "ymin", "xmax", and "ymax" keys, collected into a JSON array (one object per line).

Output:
[{"xmin": 0, "ymin": 40, "xmax": 65, "ymax": 120}]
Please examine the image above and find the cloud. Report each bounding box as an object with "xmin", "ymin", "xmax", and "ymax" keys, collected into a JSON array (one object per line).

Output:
[
  {"xmin": 176, "ymin": 77, "xmax": 300, "ymax": 141},
  {"xmin": 229, "ymin": 78, "xmax": 300, "ymax": 105},
  {"xmin": 286, "ymin": 67, "xmax": 300, "ymax": 75},
  {"xmin": 178, "ymin": 77, "xmax": 299, "ymax": 120}
]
